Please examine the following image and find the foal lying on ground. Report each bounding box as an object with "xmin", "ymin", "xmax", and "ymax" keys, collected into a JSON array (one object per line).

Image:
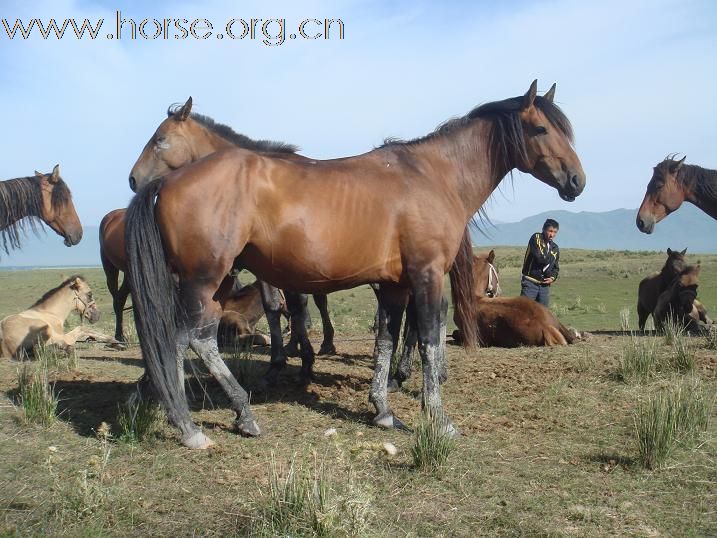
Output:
[{"xmin": 0, "ymin": 276, "xmax": 116, "ymax": 359}]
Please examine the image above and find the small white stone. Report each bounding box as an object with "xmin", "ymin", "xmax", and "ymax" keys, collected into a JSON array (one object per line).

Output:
[
  {"xmin": 323, "ymin": 428, "xmax": 337, "ymax": 437},
  {"xmin": 382, "ymin": 442, "xmax": 398, "ymax": 456},
  {"xmin": 48, "ymin": 446, "xmax": 58, "ymax": 452}
]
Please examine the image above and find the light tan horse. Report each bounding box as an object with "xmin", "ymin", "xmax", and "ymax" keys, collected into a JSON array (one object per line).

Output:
[
  {"xmin": 125, "ymin": 81, "xmax": 586, "ymax": 448},
  {"xmin": 0, "ymin": 276, "xmax": 116, "ymax": 359}
]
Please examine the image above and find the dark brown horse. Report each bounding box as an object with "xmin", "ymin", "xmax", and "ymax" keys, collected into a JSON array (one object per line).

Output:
[
  {"xmin": 653, "ymin": 264, "xmax": 705, "ymax": 334},
  {"xmin": 637, "ymin": 248, "xmax": 687, "ymax": 331},
  {"xmin": 126, "ymin": 81, "xmax": 586, "ymax": 448},
  {"xmin": 0, "ymin": 165, "xmax": 82, "ymax": 256},
  {"xmin": 124, "ymin": 99, "xmax": 335, "ymax": 359},
  {"xmin": 637, "ymin": 156, "xmax": 717, "ymax": 233}
]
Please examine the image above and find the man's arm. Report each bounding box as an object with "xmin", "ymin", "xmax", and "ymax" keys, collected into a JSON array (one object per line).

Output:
[
  {"xmin": 528, "ymin": 233, "xmax": 552, "ymax": 265},
  {"xmin": 549, "ymin": 248, "xmax": 560, "ymax": 280}
]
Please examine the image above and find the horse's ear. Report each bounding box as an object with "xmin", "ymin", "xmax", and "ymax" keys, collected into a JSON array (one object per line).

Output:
[
  {"xmin": 35, "ymin": 170, "xmax": 43, "ymax": 177},
  {"xmin": 522, "ymin": 80, "xmax": 538, "ymax": 110},
  {"xmin": 670, "ymin": 155, "xmax": 686, "ymax": 174},
  {"xmin": 680, "ymin": 248, "xmax": 687, "ymax": 255},
  {"xmin": 667, "ymin": 248, "xmax": 673, "ymax": 256},
  {"xmin": 487, "ymin": 249, "xmax": 495, "ymax": 263},
  {"xmin": 176, "ymin": 96, "xmax": 193, "ymax": 121},
  {"xmin": 48, "ymin": 164, "xmax": 60, "ymax": 184},
  {"xmin": 70, "ymin": 277, "xmax": 81, "ymax": 290},
  {"xmin": 544, "ymin": 83, "xmax": 556, "ymax": 103}
]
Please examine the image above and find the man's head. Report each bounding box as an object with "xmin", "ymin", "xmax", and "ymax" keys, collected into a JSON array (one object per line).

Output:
[{"xmin": 542, "ymin": 218, "xmax": 559, "ymax": 241}]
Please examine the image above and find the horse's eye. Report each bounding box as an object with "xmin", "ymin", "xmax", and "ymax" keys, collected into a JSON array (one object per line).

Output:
[
  {"xmin": 155, "ymin": 136, "xmax": 166, "ymax": 145},
  {"xmin": 535, "ymin": 126, "xmax": 547, "ymax": 135}
]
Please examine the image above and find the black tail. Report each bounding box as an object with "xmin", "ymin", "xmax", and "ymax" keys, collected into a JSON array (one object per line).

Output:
[
  {"xmin": 449, "ymin": 227, "xmax": 479, "ymax": 349},
  {"xmin": 125, "ymin": 178, "xmax": 191, "ymax": 430}
]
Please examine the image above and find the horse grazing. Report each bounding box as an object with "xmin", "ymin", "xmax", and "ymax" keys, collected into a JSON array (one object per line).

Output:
[
  {"xmin": 125, "ymin": 80, "xmax": 586, "ymax": 448},
  {"xmin": 653, "ymin": 264, "xmax": 706, "ymax": 334},
  {"xmin": 637, "ymin": 248, "xmax": 687, "ymax": 331},
  {"xmin": 389, "ymin": 248, "xmax": 501, "ymax": 390},
  {"xmin": 637, "ymin": 156, "xmax": 717, "ymax": 233},
  {"xmin": 0, "ymin": 165, "xmax": 82, "ymax": 257},
  {"xmin": 124, "ymin": 98, "xmax": 335, "ymax": 359},
  {"xmin": 0, "ymin": 276, "xmax": 115, "ymax": 359}
]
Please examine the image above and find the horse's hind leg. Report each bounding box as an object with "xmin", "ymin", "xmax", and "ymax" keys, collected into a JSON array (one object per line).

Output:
[
  {"xmin": 114, "ymin": 278, "xmax": 131, "ymax": 343},
  {"xmin": 260, "ymin": 282, "xmax": 289, "ymax": 385},
  {"xmin": 313, "ymin": 294, "xmax": 336, "ymax": 356},
  {"xmin": 637, "ymin": 301, "xmax": 649, "ymax": 332},
  {"xmin": 389, "ymin": 296, "xmax": 417, "ymax": 392},
  {"xmin": 285, "ymin": 292, "xmax": 316, "ymax": 382},
  {"xmin": 185, "ymin": 281, "xmax": 260, "ymax": 437},
  {"xmin": 101, "ymin": 252, "xmax": 126, "ymax": 342},
  {"xmin": 370, "ymin": 285, "xmax": 409, "ymax": 429}
]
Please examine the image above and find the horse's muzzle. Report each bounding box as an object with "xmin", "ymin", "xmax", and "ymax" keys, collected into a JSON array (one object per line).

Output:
[{"xmin": 636, "ymin": 214, "xmax": 655, "ymax": 234}]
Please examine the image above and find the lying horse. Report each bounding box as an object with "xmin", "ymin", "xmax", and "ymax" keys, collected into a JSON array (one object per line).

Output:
[
  {"xmin": 653, "ymin": 264, "xmax": 707, "ymax": 335},
  {"xmin": 0, "ymin": 165, "xmax": 82, "ymax": 257},
  {"xmin": 637, "ymin": 248, "xmax": 687, "ymax": 331},
  {"xmin": 0, "ymin": 276, "xmax": 115, "ymax": 359},
  {"xmin": 637, "ymin": 156, "xmax": 717, "ymax": 233},
  {"xmin": 216, "ymin": 280, "xmax": 288, "ymax": 346}
]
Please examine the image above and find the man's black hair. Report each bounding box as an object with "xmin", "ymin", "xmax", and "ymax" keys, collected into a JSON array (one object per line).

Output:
[{"xmin": 543, "ymin": 218, "xmax": 559, "ymax": 230}]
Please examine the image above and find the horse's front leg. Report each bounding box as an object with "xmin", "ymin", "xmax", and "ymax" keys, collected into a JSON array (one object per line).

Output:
[
  {"xmin": 313, "ymin": 293, "xmax": 336, "ymax": 355},
  {"xmin": 369, "ymin": 285, "xmax": 409, "ymax": 429},
  {"xmin": 411, "ymin": 268, "xmax": 459, "ymax": 437},
  {"xmin": 285, "ymin": 292, "xmax": 315, "ymax": 383},
  {"xmin": 259, "ymin": 281, "xmax": 289, "ymax": 385}
]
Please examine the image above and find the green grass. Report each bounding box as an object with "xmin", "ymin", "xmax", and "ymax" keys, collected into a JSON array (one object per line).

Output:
[
  {"xmin": 411, "ymin": 410, "xmax": 456, "ymax": 472},
  {"xmin": 16, "ymin": 361, "xmax": 58, "ymax": 427},
  {"xmin": 116, "ymin": 396, "xmax": 164, "ymax": 444}
]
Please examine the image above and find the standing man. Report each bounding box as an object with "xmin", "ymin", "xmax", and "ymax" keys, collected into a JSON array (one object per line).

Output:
[{"xmin": 520, "ymin": 218, "xmax": 560, "ymax": 306}]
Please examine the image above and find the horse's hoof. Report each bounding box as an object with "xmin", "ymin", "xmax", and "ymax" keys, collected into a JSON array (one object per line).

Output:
[
  {"xmin": 236, "ymin": 418, "xmax": 261, "ymax": 437},
  {"xmin": 284, "ymin": 343, "xmax": 300, "ymax": 358},
  {"xmin": 387, "ymin": 378, "xmax": 402, "ymax": 393},
  {"xmin": 372, "ymin": 412, "xmax": 409, "ymax": 431},
  {"xmin": 318, "ymin": 344, "xmax": 337, "ymax": 356},
  {"xmin": 182, "ymin": 431, "xmax": 215, "ymax": 450},
  {"xmin": 107, "ymin": 342, "xmax": 127, "ymax": 351}
]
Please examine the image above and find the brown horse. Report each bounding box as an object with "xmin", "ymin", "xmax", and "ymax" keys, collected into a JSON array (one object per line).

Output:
[
  {"xmin": 653, "ymin": 264, "xmax": 706, "ymax": 334},
  {"xmin": 123, "ymin": 99, "xmax": 335, "ymax": 359},
  {"xmin": 125, "ymin": 81, "xmax": 586, "ymax": 448},
  {"xmin": 0, "ymin": 276, "xmax": 115, "ymax": 359},
  {"xmin": 0, "ymin": 165, "xmax": 82, "ymax": 256},
  {"xmin": 637, "ymin": 248, "xmax": 687, "ymax": 331},
  {"xmin": 389, "ymin": 248, "xmax": 501, "ymax": 390},
  {"xmin": 637, "ymin": 156, "xmax": 717, "ymax": 233},
  {"xmin": 216, "ymin": 280, "xmax": 288, "ymax": 346}
]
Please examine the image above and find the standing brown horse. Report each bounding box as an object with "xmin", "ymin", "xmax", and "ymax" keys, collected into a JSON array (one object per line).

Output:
[
  {"xmin": 637, "ymin": 248, "xmax": 687, "ymax": 331},
  {"xmin": 0, "ymin": 165, "xmax": 82, "ymax": 256},
  {"xmin": 121, "ymin": 99, "xmax": 335, "ymax": 359},
  {"xmin": 637, "ymin": 156, "xmax": 717, "ymax": 233},
  {"xmin": 126, "ymin": 81, "xmax": 586, "ymax": 448}
]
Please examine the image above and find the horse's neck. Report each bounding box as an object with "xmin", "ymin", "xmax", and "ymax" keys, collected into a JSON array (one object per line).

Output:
[
  {"xmin": 192, "ymin": 126, "xmax": 235, "ymax": 160},
  {"xmin": 32, "ymin": 287, "xmax": 75, "ymax": 321},
  {"xmin": 411, "ymin": 121, "xmax": 509, "ymax": 223},
  {"xmin": 683, "ymin": 166, "xmax": 717, "ymax": 219}
]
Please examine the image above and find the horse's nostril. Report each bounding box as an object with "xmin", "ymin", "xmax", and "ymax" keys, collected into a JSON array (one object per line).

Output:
[
  {"xmin": 129, "ymin": 176, "xmax": 137, "ymax": 192},
  {"xmin": 637, "ymin": 218, "xmax": 644, "ymax": 230},
  {"xmin": 570, "ymin": 174, "xmax": 580, "ymax": 190}
]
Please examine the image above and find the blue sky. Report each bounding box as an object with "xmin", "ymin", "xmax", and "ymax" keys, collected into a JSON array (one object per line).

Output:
[{"xmin": 1, "ymin": 0, "xmax": 715, "ymax": 225}]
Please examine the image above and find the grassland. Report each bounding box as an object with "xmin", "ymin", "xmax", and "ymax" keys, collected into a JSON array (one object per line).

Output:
[{"xmin": 0, "ymin": 248, "xmax": 715, "ymax": 536}]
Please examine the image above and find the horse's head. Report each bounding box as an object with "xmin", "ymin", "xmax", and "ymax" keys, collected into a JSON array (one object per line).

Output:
[
  {"xmin": 36, "ymin": 165, "xmax": 82, "ymax": 246},
  {"xmin": 662, "ymin": 247, "xmax": 687, "ymax": 278},
  {"xmin": 69, "ymin": 276, "xmax": 100, "ymax": 323},
  {"xmin": 636, "ymin": 156, "xmax": 687, "ymax": 233},
  {"xmin": 129, "ymin": 97, "xmax": 198, "ymax": 192},
  {"xmin": 516, "ymin": 81, "xmax": 586, "ymax": 202},
  {"xmin": 474, "ymin": 249, "xmax": 501, "ymax": 298},
  {"xmin": 672, "ymin": 263, "xmax": 700, "ymax": 316}
]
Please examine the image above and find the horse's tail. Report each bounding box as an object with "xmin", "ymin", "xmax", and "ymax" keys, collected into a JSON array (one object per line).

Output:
[
  {"xmin": 449, "ymin": 227, "xmax": 479, "ymax": 349},
  {"xmin": 125, "ymin": 178, "xmax": 189, "ymax": 429}
]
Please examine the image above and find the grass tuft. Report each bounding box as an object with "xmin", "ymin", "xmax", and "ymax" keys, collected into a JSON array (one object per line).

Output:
[
  {"xmin": 116, "ymin": 396, "xmax": 164, "ymax": 443},
  {"xmin": 411, "ymin": 410, "xmax": 456, "ymax": 472},
  {"xmin": 619, "ymin": 335, "xmax": 659, "ymax": 383},
  {"xmin": 634, "ymin": 377, "xmax": 713, "ymax": 469},
  {"xmin": 16, "ymin": 361, "xmax": 58, "ymax": 426}
]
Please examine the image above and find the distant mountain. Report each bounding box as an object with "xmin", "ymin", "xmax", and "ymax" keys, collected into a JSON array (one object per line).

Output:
[
  {"xmin": 1, "ymin": 204, "xmax": 715, "ymax": 269},
  {"xmin": 472, "ymin": 205, "xmax": 717, "ymax": 253}
]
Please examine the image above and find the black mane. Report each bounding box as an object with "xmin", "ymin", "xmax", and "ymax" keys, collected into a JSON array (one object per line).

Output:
[
  {"xmin": 0, "ymin": 173, "xmax": 71, "ymax": 256},
  {"xmin": 167, "ymin": 104, "xmax": 299, "ymax": 154}
]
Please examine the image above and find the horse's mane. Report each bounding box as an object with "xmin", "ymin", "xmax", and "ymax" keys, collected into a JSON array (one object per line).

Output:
[
  {"xmin": 380, "ymin": 95, "xmax": 574, "ymax": 234},
  {"xmin": 167, "ymin": 104, "xmax": 300, "ymax": 155},
  {"xmin": 676, "ymin": 162, "xmax": 717, "ymax": 202},
  {"xmin": 0, "ymin": 174, "xmax": 71, "ymax": 256},
  {"xmin": 30, "ymin": 274, "xmax": 84, "ymax": 308}
]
